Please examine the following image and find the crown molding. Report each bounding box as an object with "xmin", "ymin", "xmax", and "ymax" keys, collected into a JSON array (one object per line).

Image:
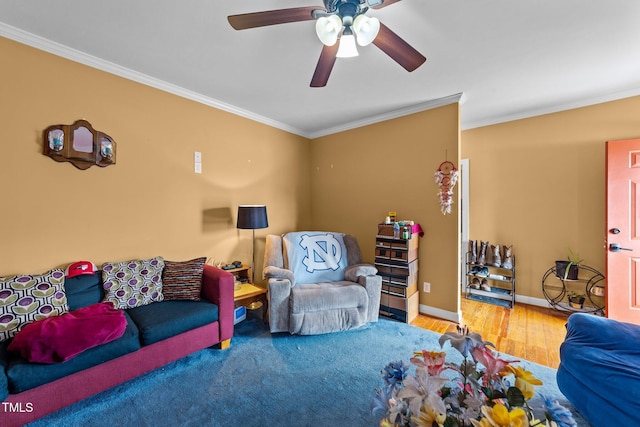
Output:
[
  {"xmin": 7, "ymin": 22, "xmax": 634, "ymax": 138},
  {"xmin": 1, "ymin": 22, "xmax": 465, "ymax": 140},
  {"xmin": 462, "ymin": 87, "xmax": 640, "ymax": 130},
  {"xmin": 0, "ymin": 22, "xmax": 306, "ymax": 137},
  {"xmin": 308, "ymin": 93, "xmax": 464, "ymax": 139}
]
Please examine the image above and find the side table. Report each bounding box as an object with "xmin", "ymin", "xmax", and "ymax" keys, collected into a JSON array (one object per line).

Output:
[
  {"xmin": 234, "ymin": 283, "xmax": 268, "ymax": 323},
  {"xmin": 226, "ymin": 264, "xmax": 251, "ymax": 284}
]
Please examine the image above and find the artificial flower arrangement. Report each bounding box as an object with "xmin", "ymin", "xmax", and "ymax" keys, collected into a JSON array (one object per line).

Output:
[{"xmin": 372, "ymin": 326, "xmax": 577, "ymax": 427}]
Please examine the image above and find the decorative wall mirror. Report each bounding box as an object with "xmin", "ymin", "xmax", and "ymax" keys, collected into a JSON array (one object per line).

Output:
[{"xmin": 43, "ymin": 119, "xmax": 116, "ymax": 170}]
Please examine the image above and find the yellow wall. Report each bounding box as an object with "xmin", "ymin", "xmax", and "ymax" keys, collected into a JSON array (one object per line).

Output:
[
  {"xmin": 462, "ymin": 96, "xmax": 640, "ymax": 301},
  {"xmin": 0, "ymin": 36, "xmax": 311, "ymax": 280},
  {"xmin": 311, "ymin": 104, "xmax": 461, "ymax": 317},
  {"xmin": 6, "ymin": 32, "xmax": 640, "ymax": 317}
]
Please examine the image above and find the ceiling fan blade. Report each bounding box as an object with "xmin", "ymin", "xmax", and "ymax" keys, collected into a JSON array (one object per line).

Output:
[
  {"xmin": 228, "ymin": 7, "xmax": 318, "ymax": 30},
  {"xmin": 371, "ymin": 0, "xmax": 402, "ymax": 10},
  {"xmin": 310, "ymin": 43, "xmax": 339, "ymax": 87},
  {"xmin": 372, "ymin": 22, "xmax": 426, "ymax": 72}
]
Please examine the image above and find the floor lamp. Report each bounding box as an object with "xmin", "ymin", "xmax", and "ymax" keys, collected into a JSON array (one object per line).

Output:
[{"xmin": 236, "ymin": 205, "xmax": 269, "ymax": 284}]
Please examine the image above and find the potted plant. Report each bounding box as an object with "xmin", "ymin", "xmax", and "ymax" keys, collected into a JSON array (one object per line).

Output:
[
  {"xmin": 555, "ymin": 247, "xmax": 583, "ymax": 280},
  {"xmin": 567, "ymin": 291, "xmax": 586, "ymax": 309}
]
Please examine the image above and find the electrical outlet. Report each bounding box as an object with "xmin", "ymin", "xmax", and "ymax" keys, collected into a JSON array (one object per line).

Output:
[{"xmin": 423, "ymin": 282, "xmax": 431, "ymax": 293}]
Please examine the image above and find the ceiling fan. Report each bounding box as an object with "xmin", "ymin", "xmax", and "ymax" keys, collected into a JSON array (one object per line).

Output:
[{"xmin": 228, "ymin": 0, "xmax": 426, "ymax": 87}]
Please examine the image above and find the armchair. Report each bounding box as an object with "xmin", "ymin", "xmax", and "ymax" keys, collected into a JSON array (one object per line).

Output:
[{"xmin": 263, "ymin": 231, "xmax": 382, "ymax": 335}]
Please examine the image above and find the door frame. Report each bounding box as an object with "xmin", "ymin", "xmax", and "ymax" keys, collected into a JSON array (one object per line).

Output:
[{"xmin": 460, "ymin": 158, "xmax": 470, "ymax": 291}]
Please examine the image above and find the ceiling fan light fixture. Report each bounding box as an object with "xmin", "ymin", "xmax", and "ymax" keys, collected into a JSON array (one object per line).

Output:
[
  {"xmin": 315, "ymin": 15, "xmax": 343, "ymax": 46},
  {"xmin": 336, "ymin": 27, "xmax": 359, "ymax": 58},
  {"xmin": 353, "ymin": 15, "xmax": 380, "ymax": 46}
]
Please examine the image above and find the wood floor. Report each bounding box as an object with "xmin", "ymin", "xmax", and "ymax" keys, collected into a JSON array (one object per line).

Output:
[{"xmin": 410, "ymin": 297, "xmax": 570, "ymax": 368}]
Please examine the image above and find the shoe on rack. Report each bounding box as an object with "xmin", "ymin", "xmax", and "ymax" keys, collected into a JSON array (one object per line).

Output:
[
  {"xmin": 468, "ymin": 240, "xmax": 477, "ymax": 264},
  {"xmin": 480, "ymin": 278, "xmax": 491, "ymax": 292},
  {"xmin": 502, "ymin": 245, "xmax": 513, "ymax": 269},
  {"xmin": 478, "ymin": 241, "xmax": 488, "ymax": 265},
  {"xmin": 477, "ymin": 267, "xmax": 489, "ymax": 277},
  {"xmin": 470, "ymin": 277, "xmax": 480, "ymax": 289},
  {"xmin": 491, "ymin": 244, "xmax": 501, "ymax": 267},
  {"xmin": 469, "ymin": 266, "xmax": 481, "ymax": 275}
]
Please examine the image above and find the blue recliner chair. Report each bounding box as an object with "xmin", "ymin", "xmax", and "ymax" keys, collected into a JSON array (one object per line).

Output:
[{"xmin": 557, "ymin": 313, "xmax": 640, "ymax": 427}]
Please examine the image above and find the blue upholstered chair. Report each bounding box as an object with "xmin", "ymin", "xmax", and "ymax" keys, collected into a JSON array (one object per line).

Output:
[{"xmin": 557, "ymin": 313, "xmax": 640, "ymax": 427}]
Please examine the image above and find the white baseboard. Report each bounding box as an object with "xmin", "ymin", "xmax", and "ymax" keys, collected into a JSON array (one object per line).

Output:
[
  {"xmin": 515, "ymin": 294, "xmax": 552, "ymax": 308},
  {"xmin": 419, "ymin": 294, "xmax": 552, "ymax": 325},
  {"xmin": 418, "ymin": 304, "xmax": 461, "ymax": 323}
]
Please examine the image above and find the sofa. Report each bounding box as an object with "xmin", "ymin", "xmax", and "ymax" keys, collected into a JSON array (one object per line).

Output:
[
  {"xmin": 557, "ymin": 313, "xmax": 640, "ymax": 427},
  {"xmin": 0, "ymin": 259, "xmax": 234, "ymax": 426},
  {"xmin": 263, "ymin": 231, "xmax": 381, "ymax": 335}
]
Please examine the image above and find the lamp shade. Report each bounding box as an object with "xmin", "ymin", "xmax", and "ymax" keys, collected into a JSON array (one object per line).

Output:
[
  {"xmin": 316, "ymin": 15, "xmax": 343, "ymax": 46},
  {"xmin": 353, "ymin": 15, "xmax": 379, "ymax": 46},
  {"xmin": 236, "ymin": 205, "xmax": 269, "ymax": 230},
  {"xmin": 336, "ymin": 27, "xmax": 359, "ymax": 58}
]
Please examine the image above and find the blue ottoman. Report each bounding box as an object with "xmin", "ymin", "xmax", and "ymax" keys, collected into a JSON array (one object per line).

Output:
[{"xmin": 557, "ymin": 313, "xmax": 640, "ymax": 427}]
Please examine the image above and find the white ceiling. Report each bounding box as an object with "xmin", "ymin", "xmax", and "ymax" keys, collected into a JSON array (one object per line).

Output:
[{"xmin": 1, "ymin": 0, "xmax": 640, "ymax": 138}]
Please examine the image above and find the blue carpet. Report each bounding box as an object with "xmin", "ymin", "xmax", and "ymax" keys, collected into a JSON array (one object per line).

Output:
[{"xmin": 27, "ymin": 311, "xmax": 589, "ymax": 426}]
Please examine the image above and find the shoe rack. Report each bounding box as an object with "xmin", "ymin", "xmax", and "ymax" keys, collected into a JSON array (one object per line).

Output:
[{"xmin": 465, "ymin": 249, "xmax": 516, "ymax": 308}]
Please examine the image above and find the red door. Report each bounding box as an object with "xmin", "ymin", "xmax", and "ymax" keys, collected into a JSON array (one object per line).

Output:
[{"xmin": 607, "ymin": 138, "xmax": 640, "ymax": 325}]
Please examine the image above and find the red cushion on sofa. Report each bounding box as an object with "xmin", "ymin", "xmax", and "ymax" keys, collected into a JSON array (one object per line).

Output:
[{"xmin": 7, "ymin": 302, "xmax": 127, "ymax": 364}]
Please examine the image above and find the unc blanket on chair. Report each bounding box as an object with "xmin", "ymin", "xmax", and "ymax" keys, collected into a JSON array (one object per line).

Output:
[{"xmin": 283, "ymin": 232, "xmax": 348, "ymax": 284}]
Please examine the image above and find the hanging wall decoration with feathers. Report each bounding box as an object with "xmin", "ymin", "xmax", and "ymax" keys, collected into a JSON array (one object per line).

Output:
[{"xmin": 434, "ymin": 160, "xmax": 458, "ymax": 215}]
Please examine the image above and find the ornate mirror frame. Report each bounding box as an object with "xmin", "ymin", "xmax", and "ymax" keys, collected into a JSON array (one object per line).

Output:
[{"xmin": 43, "ymin": 119, "xmax": 116, "ymax": 170}]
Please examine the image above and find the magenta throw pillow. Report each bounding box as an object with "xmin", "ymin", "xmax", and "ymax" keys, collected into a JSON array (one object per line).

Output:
[{"xmin": 7, "ymin": 302, "xmax": 126, "ymax": 364}]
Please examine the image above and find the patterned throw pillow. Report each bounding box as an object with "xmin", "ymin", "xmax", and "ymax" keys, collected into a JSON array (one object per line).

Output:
[
  {"xmin": 0, "ymin": 269, "xmax": 69, "ymax": 342},
  {"xmin": 102, "ymin": 257, "xmax": 165, "ymax": 309},
  {"xmin": 161, "ymin": 257, "xmax": 206, "ymax": 301}
]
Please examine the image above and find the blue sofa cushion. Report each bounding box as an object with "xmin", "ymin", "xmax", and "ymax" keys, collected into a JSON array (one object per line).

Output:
[
  {"xmin": 65, "ymin": 272, "xmax": 104, "ymax": 311},
  {"xmin": 0, "ymin": 341, "xmax": 9, "ymax": 401},
  {"xmin": 126, "ymin": 300, "xmax": 219, "ymax": 346},
  {"xmin": 557, "ymin": 313, "xmax": 640, "ymax": 427},
  {"xmin": 5, "ymin": 311, "xmax": 140, "ymax": 393}
]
